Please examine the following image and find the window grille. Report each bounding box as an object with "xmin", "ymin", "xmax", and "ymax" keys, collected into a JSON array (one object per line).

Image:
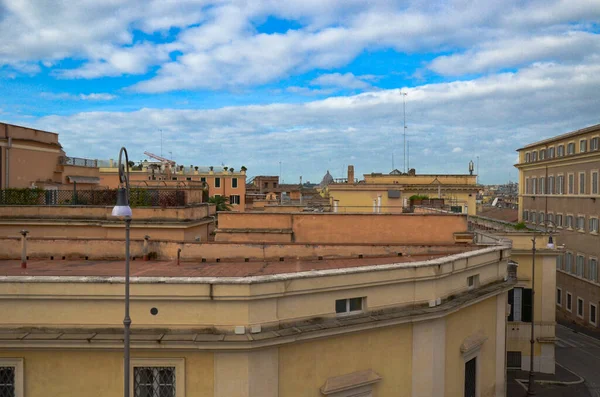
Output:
[
  {"xmin": 0, "ymin": 367, "xmax": 15, "ymax": 397},
  {"xmin": 134, "ymin": 367, "xmax": 175, "ymax": 397}
]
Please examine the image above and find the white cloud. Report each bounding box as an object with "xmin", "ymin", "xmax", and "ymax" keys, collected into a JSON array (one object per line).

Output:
[
  {"xmin": 310, "ymin": 73, "xmax": 373, "ymax": 90},
  {"xmin": 41, "ymin": 92, "xmax": 117, "ymax": 101},
  {"xmin": 452, "ymin": 147, "xmax": 463, "ymax": 153},
  {"xmin": 22, "ymin": 59, "xmax": 600, "ymax": 184}
]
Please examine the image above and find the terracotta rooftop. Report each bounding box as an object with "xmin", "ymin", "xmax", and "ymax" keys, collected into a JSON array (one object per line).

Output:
[{"xmin": 0, "ymin": 250, "xmax": 476, "ymax": 279}]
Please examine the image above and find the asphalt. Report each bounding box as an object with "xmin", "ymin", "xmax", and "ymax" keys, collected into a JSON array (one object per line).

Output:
[{"xmin": 507, "ymin": 323, "xmax": 600, "ymax": 397}]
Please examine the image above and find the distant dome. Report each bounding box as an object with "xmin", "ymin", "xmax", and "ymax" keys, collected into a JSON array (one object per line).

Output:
[{"xmin": 319, "ymin": 170, "xmax": 334, "ymax": 188}]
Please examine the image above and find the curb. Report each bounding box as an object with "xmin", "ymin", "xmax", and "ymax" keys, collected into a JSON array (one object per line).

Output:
[{"xmin": 514, "ymin": 363, "xmax": 585, "ymax": 391}]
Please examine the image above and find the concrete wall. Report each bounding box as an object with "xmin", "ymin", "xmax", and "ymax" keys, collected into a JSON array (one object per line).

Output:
[{"xmin": 216, "ymin": 212, "xmax": 468, "ymax": 245}]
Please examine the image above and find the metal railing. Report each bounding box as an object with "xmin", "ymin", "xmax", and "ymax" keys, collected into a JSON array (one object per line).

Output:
[
  {"xmin": 0, "ymin": 188, "xmax": 198, "ymax": 207},
  {"xmin": 60, "ymin": 156, "xmax": 98, "ymax": 168}
]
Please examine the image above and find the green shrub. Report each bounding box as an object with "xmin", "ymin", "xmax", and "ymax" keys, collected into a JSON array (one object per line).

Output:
[
  {"xmin": 409, "ymin": 194, "xmax": 430, "ymax": 201},
  {"xmin": 513, "ymin": 222, "xmax": 527, "ymax": 230}
]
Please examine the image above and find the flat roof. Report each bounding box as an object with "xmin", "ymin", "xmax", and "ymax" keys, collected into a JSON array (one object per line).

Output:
[
  {"xmin": 0, "ymin": 121, "xmax": 59, "ymax": 136},
  {"xmin": 517, "ymin": 123, "xmax": 600, "ymax": 151},
  {"xmin": 0, "ymin": 250, "xmax": 476, "ymax": 279}
]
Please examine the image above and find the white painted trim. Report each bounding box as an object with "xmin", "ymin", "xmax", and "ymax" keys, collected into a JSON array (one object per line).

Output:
[
  {"xmin": 0, "ymin": 358, "xmax": 24, "ymax": 397},
  {"xmin": 130, "ymin": 357, "xmax": 185, "ymax": 397}
]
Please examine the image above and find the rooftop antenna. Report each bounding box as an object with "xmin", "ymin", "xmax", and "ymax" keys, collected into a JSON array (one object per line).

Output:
[
  {"xmin": 407, "ymin": 140, "xmax": 410, "ymax": 171},
  {"xmin": 477, "ymin": 155, "xmax": 480, "ymax": 184},
  {"xmin": 401, "ymin": 91, "xmax": 408, "ymax": 172},
  {"xmin": 392, "ymin": 152, "xmax": 395, "ymax": 170}
]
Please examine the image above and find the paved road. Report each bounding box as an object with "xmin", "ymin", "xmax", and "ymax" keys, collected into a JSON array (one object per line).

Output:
[{"xmin": 556, "ymin": 324, "xmax": 600, "ymax": 397}]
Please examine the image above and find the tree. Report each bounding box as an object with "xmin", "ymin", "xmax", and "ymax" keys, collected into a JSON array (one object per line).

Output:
[{"xmin": 208, "ymin": 195, "xmax": 232, "ymax": 211}]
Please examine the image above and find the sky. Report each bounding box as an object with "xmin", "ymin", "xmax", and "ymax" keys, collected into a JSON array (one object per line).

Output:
[{"xmin": 1, "ymin": 0, "xmax": 600, "ymax": 184}]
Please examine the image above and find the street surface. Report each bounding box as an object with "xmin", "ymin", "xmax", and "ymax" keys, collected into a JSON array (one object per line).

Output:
[{"xmin": 556, "ymin": 324, "xmax": 600, "ymax": 397}]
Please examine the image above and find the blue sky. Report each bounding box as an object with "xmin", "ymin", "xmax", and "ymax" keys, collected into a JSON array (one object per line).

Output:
[{"xmin": 1, "ymin": 0, "xmax": 600, "ymax": 184}]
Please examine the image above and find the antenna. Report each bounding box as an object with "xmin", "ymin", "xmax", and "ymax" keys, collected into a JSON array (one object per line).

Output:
[
  {"xmin": 407, "ymin": 140, "xmax": 410, "ymax": 171},
  {"xmin": 160, "ymin": 129, "xmax": 163, "ymax": 157},
  {"xmin": 392, "ymin": 153, "xmax": 394, "ymax": 170},
  {"xmin": 401, "ymin": 91, "xmax": 408, "ymax": 172},
  {"xmin": 477, "ymin": 156, "xmax": 480, "ymax": 184}
]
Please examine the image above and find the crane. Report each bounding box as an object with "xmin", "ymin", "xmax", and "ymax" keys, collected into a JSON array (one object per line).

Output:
[{"xmin": 143, "ymin": 151, "xmax": 176, "ymax": 166}]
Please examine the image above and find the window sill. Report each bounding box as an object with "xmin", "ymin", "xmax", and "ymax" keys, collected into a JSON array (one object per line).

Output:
[{"xmin": 336, "ymin": 310, "xmax": 364, "ymax": 317}]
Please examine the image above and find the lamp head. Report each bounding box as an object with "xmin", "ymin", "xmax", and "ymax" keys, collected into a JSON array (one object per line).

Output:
[{"xmin": 112, "ymin": 187, "xmax": 132, "ymax": 217}]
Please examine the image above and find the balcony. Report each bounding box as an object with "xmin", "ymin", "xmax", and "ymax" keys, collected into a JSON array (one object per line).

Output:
[{"xmin": 60, "ymin": 156, "xmax": 98, "ymax": 168}]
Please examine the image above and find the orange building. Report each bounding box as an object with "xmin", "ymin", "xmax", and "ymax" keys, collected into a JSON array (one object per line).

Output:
[
  {"xmin": 0, "ymin": 122, "xmax": 101, "ymax": 190},
  {"xmin": 100, "ymin": 164, "xmax": 246, "ymax": 211}
]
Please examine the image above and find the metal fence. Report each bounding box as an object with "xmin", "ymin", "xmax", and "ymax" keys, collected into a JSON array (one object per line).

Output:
[
  {"xmin": 60, "ymin": 156, "xmax": 98, "ymax": 168},
  {"xmin": 0, "ymin": 188, "xmax": 188, "ymax": 207}
]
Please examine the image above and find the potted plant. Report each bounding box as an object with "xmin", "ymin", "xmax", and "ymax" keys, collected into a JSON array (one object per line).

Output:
[
  {"xmin": 194, "ymin": 166, "xmax": 199, "ymax": 171},
  {"xmin": 409, "ymin": 194, "xmax": 429, "ymax": 206}
]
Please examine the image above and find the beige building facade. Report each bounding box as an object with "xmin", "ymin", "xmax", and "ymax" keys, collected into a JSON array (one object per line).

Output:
[
  {"xmin": 516, "ymin": 123, "xmax": 600, "ymax": 332},
  {"xmin": 0, "ymin": 213, "xmax": 511, "ymax": 397}
]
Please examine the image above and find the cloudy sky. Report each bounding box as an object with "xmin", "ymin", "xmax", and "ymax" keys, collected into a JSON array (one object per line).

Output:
[{"xmin": 1, "ymin": 0, "xmax": 599, "ymax": 184}]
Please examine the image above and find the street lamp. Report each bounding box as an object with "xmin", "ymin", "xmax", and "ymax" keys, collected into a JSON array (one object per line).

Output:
[
  {"xmin": 527, "ymin": 219, "xmax": 556, "ymax": 396},
  {"xmin": 112, "ymin": 147, "xmax": 132, "ymax": 397}
]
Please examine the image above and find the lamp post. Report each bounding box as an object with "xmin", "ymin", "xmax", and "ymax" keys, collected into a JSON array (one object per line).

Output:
[
  {"xmin": 527, "ymin": 219, "xmax": 555, "ymax": 396},
  {"xmin": 112, "ymin": 147, "xmax": 133, "ymax": 397}
]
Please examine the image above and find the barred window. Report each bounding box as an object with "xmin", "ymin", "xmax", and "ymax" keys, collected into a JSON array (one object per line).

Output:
[
  {"xmin": 134, "ymin": 367, "xmax": 175, "ymax": 397},
  {"xmin": 0, "ymin": 367, "xmax": 15, "ymax": 397}
]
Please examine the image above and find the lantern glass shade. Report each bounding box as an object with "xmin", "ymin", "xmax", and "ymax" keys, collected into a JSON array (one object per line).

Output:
[
  {"xmin": 112, "ymin": 187, "xmax": 132, "ymax": 217},
  {"xmin": 546, "ymin": 235, "xmax": 555, "ymax": 249}
]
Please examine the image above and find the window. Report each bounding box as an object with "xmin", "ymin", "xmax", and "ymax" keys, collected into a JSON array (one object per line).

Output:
[
  {"xmin": 171, "ymin": 177, "xmax": 177, "ymax": 181},
  {"xmin": 531, "ymin": 211, "xmax": 536, "ymax": 223},
  {"xmin": 589, "ymin": 258, "xmax": 598, "ymax": 282},
  {"xmin": 539, "ymin": 149, "xmax": 546, "ymax": 160},
  {"xmin": 525, "ymin": 152, "xmax": 530, "ymax": 162},
  {"xmin": 508, "ymin": 288, "xmax": 532, "ymax": 322},
  {"xmin": 591, "ymin": 303, "xmax": 598, "ymax": 326},
  {"xmin": 523, "ymin": 210, "xmax": 529, "ymax": 222},
  {"xmin": 273, "ymin": 182, "xmax": 278, "ymax": 188},
  {"xmin": 590, "ymin": 218, "xmax": 599, "ymax": 234},
  {"xmin": 557, "ymin": 175, "xmax": 564, "ymax": 194},
  {"xmin": 568, "ymin": 174, "xmax": 574, "ymax": 194},
  {"xmin": 566, "ymin": 215, "xmax": 574, "ymax": 229},
  {"xmin": 186, "ymin": 177, "xmax": 191, "ymax": 181},
  {"xmin": 591, "ymin": 137, "xmax": 599, "ymax": 151},
  {"xmin": 532, "ymin": 178, "xmax": 537, "ymax": 195},
  {"xmin": 0, "ymin": 359, "xmax": 23, "ymax": 397},
  {"xmin": 547, "ymin": 213, "xmax": 554, "ymax": 224},
  {"xmin": 263, "ymin": 182, "xmax": 268, "ymax": 188},
  {"xmin": 232, "ymin": 178, "xmax": 238, "ymax": 188},
  {"xmin": 214, "ymin": 177, "xmax": 221, "ymax": 188},
  {"xmin": 538, "ymin": 212, "xmax": 544, "ymax": 224},
  {"xmin": 464, "ymin": 357, "xmax": 476, "ymax": 397},
  {"xmin": 548, "ymin": 146, "xmax": 556, "ymax": 158},
  {"xmin": 566, "ymin": 252, "xmax": 573, "ymax": 273},
  {"xmin": 200, "ymin": 177, "xmax": 206, "ymax": 183},
  {"xmin": 539, "ymin": 177, "xmax": 545, "ymax": 194},
  {"xmin": 576, "ymin": 255, "xmax": 585, "ymax": 277},
  {"xmin": 556, "ymin": 254, "xmax": 563, "ymax": 270},
  {"xmin": 467, "ymin": 274, "xmax": 479, "ymax": 289},
  {"xmin": 507, "ymin": 351, "xmax": 522, "ymax": 370},
  {"xmin": 557, "ymin": 288, "xmax": 562, "ymax": 306},
  {"xmin": 557, "ymin": 145, "xmax": 565, "ymax": 157},
  {"xmin": 132, "ymin": 359, "xmax": 184, "ymax": 397},
  {"xmin": 580, "ymin": 139, "xmax": 588, "ymax": 153},
  {"xmin": 556, "ymin": 213, "xmax": 563, "ymax": 227},
  {"xmin": 229, "ymin": 195, "xmax": 240, "ymax": 205},
  {"xmin": 335, "ymin": 297, "xmax": 364, "ymax": 314},
  {"xmin": 531, "ymin": 151, "xmax": 538, "ymax": 161},
  {"xmin": 592, "ymin": 171, "xmax": 598, "ymax": 195},
  {"xmin": 577, "ymin": 297, "xmax": 584, "ymax": 318},
  {"xmin": 577, "ymin": 216, "xmax": 585, "ymax": 231},
  {"xmin": 548, "ymin": 176, "xmax": 554, "ymax": 194},
  {"xmin": 579, "ymin": 172, "xmax": 586, "ymax": 194},
  {"xmin": 568, "ymin": 142, "xmax": 575, "ymax": 154},
  {"xmin": 567, "ymin": 292, "xmax": 572, "ymax": 312}
]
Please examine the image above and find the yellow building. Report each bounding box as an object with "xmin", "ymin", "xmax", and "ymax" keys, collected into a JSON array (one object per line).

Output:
[
  {"xmin": 0, "ymin": 215, "xmax": 510, "ymax": 397},
  {"xmin": 326, "ymin": 166, "xmax": 478, "ymax": 215},
  {"xmin": 470, "ymin": 215, "xmax": 561, "ymax": 374}
]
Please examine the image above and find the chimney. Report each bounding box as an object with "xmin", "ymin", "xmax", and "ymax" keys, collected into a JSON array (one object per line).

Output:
[{"xmin": 347, "ymin": 165, "xmax": 354, "ymax": 184}]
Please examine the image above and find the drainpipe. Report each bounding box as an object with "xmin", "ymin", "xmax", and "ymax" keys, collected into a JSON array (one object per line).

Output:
[
  {"xmin": 5, "ymin": 137, "xmax": 11, "ymax": 189},
  {"xmin": 142, "ymin": 235, "xmax": 150, "ymax": 261},
  {"xmin": 20, "ymin": 230, "xmax": 29, "ymax": 268}
]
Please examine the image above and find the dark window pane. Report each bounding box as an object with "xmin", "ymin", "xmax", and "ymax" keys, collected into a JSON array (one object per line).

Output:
[
  {"xmin": 0, "ymin": 367, "xmax": 15, "ymax": 397},
  {"xmin": 507, "ymin": 289, "xmax": 514, "ymax": 321},
  {"xmin": 464, "ymin": 357, "xmax": 476, "ymax": 397},
  {"xmin": 522, "ymin": 289, "xmax": 533, "ymax": 323},
  {"xmin": 349, "ymin": 297, "xmax": 363, "ymax": 312},
  {"xmin": 335, "ymin": 299, "xmax": 346, "ymax": 313}
]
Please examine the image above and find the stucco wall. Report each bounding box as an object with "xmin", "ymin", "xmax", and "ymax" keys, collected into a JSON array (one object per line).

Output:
[
  {"xmin": 216, "ymin": 212, "xmax": 468, "ymax": 244},
  {"xmin": 0, "ymin": 350, "xmax": 213, "ymax": 397},
  {"xmin": 279, "ymin": 324, "xmax": 412, "ymax": 397}
]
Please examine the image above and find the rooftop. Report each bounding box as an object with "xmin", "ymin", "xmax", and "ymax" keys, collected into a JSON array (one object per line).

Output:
[
  {"xmin": 517, "ymin": 122, "xmax": 600, "ymax": 150},
  {"xmin": 0, "ymin": 250, "xmax": 475, "ymax": 279}
]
